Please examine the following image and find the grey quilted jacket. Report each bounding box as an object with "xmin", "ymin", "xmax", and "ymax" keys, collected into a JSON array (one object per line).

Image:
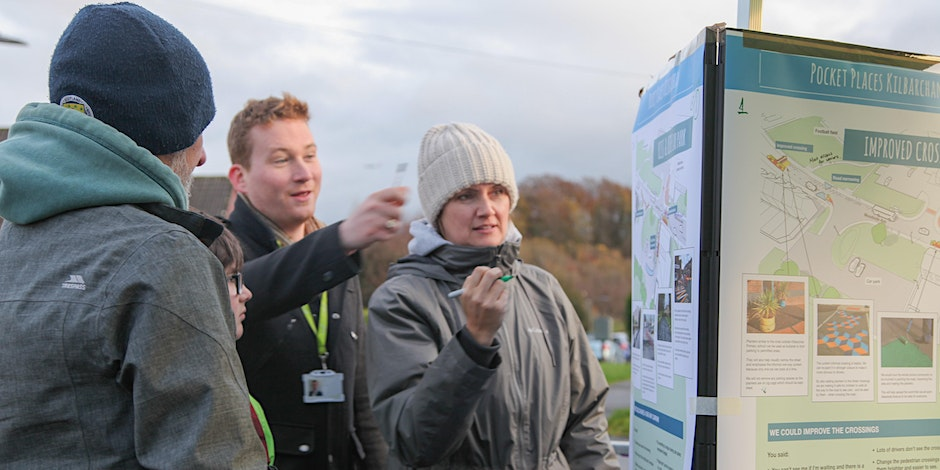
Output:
[{"xmin": 367, "ymin": 220, "xmax": 618, "ymax": 469}]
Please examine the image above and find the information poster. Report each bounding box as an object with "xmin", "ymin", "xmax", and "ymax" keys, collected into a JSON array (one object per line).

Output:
[
  {"xmin": 631, "ymin": 30, "xmax": 706, "ymax": 470},
  {"xmin": 717, "ymin": 29, "xmax": 940, "ymax": 470}
]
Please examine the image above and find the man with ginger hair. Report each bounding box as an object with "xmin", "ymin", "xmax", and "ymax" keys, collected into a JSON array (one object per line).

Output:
[{"xmin": 226, "ymin": 92, "xmax": 401, "ymax": 469}]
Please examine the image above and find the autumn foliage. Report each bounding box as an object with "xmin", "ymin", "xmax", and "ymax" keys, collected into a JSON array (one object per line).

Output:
[{"xmin": 360, "ymin": 175, "xmax": 632, "ymax": 331}]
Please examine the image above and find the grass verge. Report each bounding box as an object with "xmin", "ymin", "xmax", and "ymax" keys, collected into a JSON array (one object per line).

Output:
[
  {"xmin": 600, "ymin": 361, "xmax": 631, "ymax": 439},
  {"xmin": 600, "ymin": 361, "xmax": 631, "ymax": 384},
  {"xmin": 608, "ymin": 408, "xmax": 631, "ymax": 438}
]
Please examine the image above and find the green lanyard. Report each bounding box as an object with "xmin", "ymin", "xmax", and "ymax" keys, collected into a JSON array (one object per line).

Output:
[
  {"xmin": 249, "ymin": 394, "xmax": 276, "ymax": 466},
  {"xmin": 276, "ymin": 239, "xmax": 330, "ymax": 365},
  {"xmin": 301, "ymin": 292, "xmax": 330, "ymax": 363}
]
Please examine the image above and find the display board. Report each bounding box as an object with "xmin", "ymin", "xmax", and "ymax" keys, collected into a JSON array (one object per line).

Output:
[
  {"xmin": 717, "ymin": 29, "xmax": 940, "ymax": 470},
  {"xmin": 633, "ymin": 26, "xmax": 940, "ymax": 470},
  {"xmin": 631, "ymin": 28, "xmax": 711, "ymax": 470}
]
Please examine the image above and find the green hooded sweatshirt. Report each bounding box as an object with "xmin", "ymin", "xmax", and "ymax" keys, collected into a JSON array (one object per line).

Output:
[{"xmin": 0, "ymin": 102, "xmax": 189, "ymax": 224}]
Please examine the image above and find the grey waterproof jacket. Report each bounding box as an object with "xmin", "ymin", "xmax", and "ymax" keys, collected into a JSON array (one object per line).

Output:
[
  {"xmin": 367, "ymin": 220, "xmax": 618, "ymax": 469},
  {"xmin": 0, "ymin": 103, "xmax": 266, "ymax": 468}
]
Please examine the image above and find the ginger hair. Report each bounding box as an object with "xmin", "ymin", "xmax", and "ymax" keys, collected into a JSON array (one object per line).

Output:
[{"xmin": 227, "ymin": 92, "xmax": 310, "ymax": 168}]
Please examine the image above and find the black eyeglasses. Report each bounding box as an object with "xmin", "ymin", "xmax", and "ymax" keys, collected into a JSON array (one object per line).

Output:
[{"xmin": 229, "ymin": 272, "xmax": 244, "ymax": 295}]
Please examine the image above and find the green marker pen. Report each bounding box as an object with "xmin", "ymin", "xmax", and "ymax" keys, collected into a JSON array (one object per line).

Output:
[{"xmin": 447, "ymin": 274, "xmax": 513, "ymax": 299}]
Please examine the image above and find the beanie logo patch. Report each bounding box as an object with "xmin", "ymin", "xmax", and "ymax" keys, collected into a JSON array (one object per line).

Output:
[{"xmin": 59, "ymin": 95, "xmax": 94, "ymax": 117}]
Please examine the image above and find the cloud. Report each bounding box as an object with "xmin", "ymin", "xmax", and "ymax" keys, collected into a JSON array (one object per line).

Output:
[{"xmin": 3, "ymin": 0, "xmax": 937, "ymax": 223}]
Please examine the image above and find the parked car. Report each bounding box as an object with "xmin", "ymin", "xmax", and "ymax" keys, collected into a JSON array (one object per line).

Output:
[
  {"xmin": 589, "ymin": 337, "xmax": 615, "ymax": 362},
  {"xmin": 610, "ymin": 332, "xmax": 631, "ymax": 362}
]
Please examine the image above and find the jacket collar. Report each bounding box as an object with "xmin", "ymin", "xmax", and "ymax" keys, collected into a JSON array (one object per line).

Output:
[
  {"xmin": 136, "ymin": 203, "xmax": 223, "ymax": 247},
  {"xmin": 390, "ymin": 219, "xmax": 521, "ymax": 285}
]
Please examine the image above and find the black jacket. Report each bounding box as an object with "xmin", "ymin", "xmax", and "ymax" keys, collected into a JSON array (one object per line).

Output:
[{"xmin": 229, "ymin": 197, "xmax": 388, "ymax": 470}]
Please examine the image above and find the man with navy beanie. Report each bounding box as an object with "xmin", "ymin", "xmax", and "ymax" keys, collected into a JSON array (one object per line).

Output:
[
  {"xmin": 47, "ymin": 1, "xmax": 216, "ymax": 194},
  {"xmin": 0, "ymin": 3, "xmax": 268, "ymax": 468}
]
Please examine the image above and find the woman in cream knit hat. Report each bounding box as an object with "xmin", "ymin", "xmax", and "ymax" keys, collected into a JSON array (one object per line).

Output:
[{"xmin": 367, "ymin": 123, "xmax": 618, "ymax": 469}]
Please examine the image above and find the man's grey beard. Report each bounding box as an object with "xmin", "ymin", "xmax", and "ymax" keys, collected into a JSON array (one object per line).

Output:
[{"xmin": 165, "ymin": 149, "xmax": 194, "ymax": 196}]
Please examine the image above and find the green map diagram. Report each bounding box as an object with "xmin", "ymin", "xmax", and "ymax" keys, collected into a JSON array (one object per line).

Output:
[
  {"xmin": 739, "ymin": 106, "xmax": 940, "ymax": 313},
  {"xmin": 633, "ymin": 133, "xmax": 692, "ymax": 310}
]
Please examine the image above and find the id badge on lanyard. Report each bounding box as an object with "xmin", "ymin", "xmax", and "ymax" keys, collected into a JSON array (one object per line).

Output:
[
  {"xmin": 303, "ymin": 369, "xmax": 345, "ymax": 403},
  {"xmin": 301, "ymin": 291, "xmax": 345, "ymax": 404}
]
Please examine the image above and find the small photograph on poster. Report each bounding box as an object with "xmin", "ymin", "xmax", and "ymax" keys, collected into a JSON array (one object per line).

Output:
[
  {"xmin": 642, "ymin": 311, "xmax": 656, "ymax": 361},
  {"xmin": 744, "ymin": 278, "xmax": 806, "ymax": 334},
  {"xmin": 674, "ymin": 251, "xmax": 693, "ymax": 304},
  {"xmin": 657, "ymin": 291, "xmax": 673, "ymax": 342},
  {"xmin": 880, "ymin": 317, "xmax": 934, "ymax": 368},
  {"xmin": 740, "ymin": 275, "xmax": 809, "ymax": 397},
  {"xmin": 632, "ymin": 305, "xmax": 642, "ymax": 351},
  {"xmin": 640, "ymin": 309, "xmax": 658, "ymax": 403},
  {"xmin": 812, "ymin": 299, "xmax": 874, "ymax": 402},
  {"xmin": 816, "ymin": 302, "xmax": 871, "ymax": 357},
  {"xmin": 877, "ymin": 312, "xmax": 937, "ymax": 403},
  {"xmin": 669, "ymin": 248, "xmax": 696, "ymax": 378}
]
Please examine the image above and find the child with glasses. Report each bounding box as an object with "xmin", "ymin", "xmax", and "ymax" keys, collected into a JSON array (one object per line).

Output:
[{"xmin": 207, "ymin": 223, "xmax": 276, "ymax": 469}]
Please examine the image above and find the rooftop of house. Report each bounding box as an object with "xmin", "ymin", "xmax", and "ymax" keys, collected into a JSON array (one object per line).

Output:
[{"xmin": 189, "ymin": 176, "xmax": 236, "ymax": 219}]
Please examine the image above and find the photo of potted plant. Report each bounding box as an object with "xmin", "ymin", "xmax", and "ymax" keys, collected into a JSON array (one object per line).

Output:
[
  {"xmin": 749, "ymin": 288, "xmax": 780, "ymax": 333},
  {"xmin": 745, "ymin": 278, "xmax": 805, "ymax": 335}
]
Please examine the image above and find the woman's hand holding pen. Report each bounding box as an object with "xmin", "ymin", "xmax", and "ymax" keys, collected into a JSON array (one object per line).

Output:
[{"xmin": 459, "ymin": 266, "xmax": 510, "ymax": 346}]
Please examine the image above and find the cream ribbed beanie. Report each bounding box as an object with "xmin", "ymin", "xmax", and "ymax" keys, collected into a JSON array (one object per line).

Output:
[{"xmin": 417, "ymin": 123, "xmax": 518, "ymax": 227}]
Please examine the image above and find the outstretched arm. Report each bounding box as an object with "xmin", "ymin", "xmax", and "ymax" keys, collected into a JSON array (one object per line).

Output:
[{"xmin": 242, "ymin": 222, "xmax": 359, "ymax": 321}]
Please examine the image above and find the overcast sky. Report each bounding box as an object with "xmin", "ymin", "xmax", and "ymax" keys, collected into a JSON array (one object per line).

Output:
[{"xmin": 2, "ymin": 0, "xmax": 938, "ymax": 223}]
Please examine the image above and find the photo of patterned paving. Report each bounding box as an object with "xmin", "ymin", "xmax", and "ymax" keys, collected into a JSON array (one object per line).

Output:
[{"xmin": 816, "ymin": 304, "xmax": 870, "ymax": 356}]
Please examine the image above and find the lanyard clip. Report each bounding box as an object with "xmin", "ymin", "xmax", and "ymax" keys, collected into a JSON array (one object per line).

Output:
[{"xmin": 320, "ymin": 352, "xmax": 329, "ymax": 370}]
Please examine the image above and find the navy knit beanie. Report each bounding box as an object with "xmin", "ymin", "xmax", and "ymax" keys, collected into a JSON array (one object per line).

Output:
[{"xmin": 49, "ymin": 2, "xmax": 215, "ymax": 155}]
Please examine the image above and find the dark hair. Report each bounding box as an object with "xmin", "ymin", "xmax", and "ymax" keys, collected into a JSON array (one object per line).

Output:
[
  {"xmin": 208, "ymin": 225, "xmax": 244, "ymax": 273},
  {"xmin": 192, "ymin": 208, "xmax": 244, "ymax": 272}
]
